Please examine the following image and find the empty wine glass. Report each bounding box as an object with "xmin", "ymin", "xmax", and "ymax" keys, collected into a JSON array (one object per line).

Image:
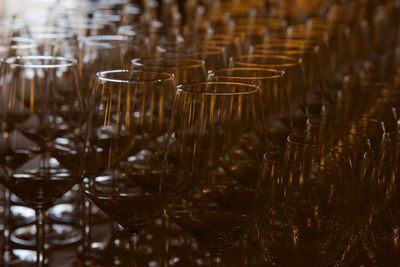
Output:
[
  {"xmin": 255, "ymin": 150, "xmax": 354, "ymax": 266},
  {"xmin": 285, "ymin": 130, "xmax": 371, "ymax": 173},
  {"xmin": 24, "ymin": 26, "xmax": 78, "ymax": 58},
  {"xmin": 306, "ymin": 113, "xmax": 386, "ymax": 149},
  {"xmin": 162, "ymin": 81, "xmax": 266, "ymax": 266},
  {"xmin": 0, "ymin": 55, "xmax": 84, "ymax": 266},
  {"xmin": 208, "ymin": 67, "xmax": 292, "ymax": 149},
  {"xmin": 285, "ymin": 130, "xmax": 373, "ymax": 265},
  {"xmin": 359, "ymin": 149, "xmax": 400, "ymax": 265},
  {"xmin": 83, "ymin": 69, "xmax": 176, "ymax": 266},
  {"xmin": 0, "ymin": 35, "xmax": 38, "ymax": 265},
  {"xmin": 230, "ymin": 54, "xmax": 308, "ymax": 129}
]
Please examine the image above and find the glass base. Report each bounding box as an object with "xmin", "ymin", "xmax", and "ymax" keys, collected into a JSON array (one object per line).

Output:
[
  {"xmin": 11, "ymin": 205, "xmax": 36, "ymax": 225},
  {"xmin": 0, "ymin": 250, "xmax": 24, "ymax": 266},
  {"xmin": 47, "ymin": 203, "xmax": 79, "ymax": 224},
  {"xmin": 11, "ymin": 223, "xmax": 82, "ymax": 247}
]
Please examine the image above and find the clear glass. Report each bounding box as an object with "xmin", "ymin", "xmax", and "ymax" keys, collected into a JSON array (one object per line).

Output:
[
  {"xmin": 230, "ymin": 54, "xmax": 308, "ymax": 129},
  {"xmin": 0, "ymin": 55, "xmax": 84, "ymax": 266},
  {"xmin": 358, "ymin": 149, "xmax": 400, "ymax": 265},
  {"xmin": 163, "ymin": 81, "xmax": 266, "ymax": 265},
  {"xmin": 208, "ymin": 67, "xmax": 291, "ymax": 149},
  {"xmin": 131, "ymin": 57, "xmax": 206, "ymax": 84},
  {"xmin": 255, "ymin": 150, "xmax": 354, "ymax": 266},
  {"xmin": 83, "ymin": 69, "xmax": 176, "ymax": 266}
]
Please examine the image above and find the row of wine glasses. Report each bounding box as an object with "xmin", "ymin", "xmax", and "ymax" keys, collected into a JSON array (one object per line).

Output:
[
  {"xmin": 255, "ymin": 130, "xmax": 400, "ymax": 266},
  {"xmin": 0, "ymin": 0, "xmax": 400, "ymax": 266},
  {"xmin": 0, "ymin": 55, "xmax": 265, "ymax": 266}
]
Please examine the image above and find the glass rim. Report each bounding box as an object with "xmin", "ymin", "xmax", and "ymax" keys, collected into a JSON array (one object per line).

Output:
[
  {"xmin": 263, "ymin": 151, "xmax": 284, "ymax": 162},
  {"xmin": 253, "ymin": 43, "xmax": 308, "ymax": 50},
  {"xmin": 93, "ymin": 13, "xmax": 122, "ymax": 23},
  {"xmin": 28, "ymin": 26, "xmax": 75, "ymax": 39},
  {"xmin": 363, "ymin": 149, "xmax": 400, "ymax": 165},
  {"xmin": 263, "ymin": 38, "xmax": 318, "ymax": 48},
  {"xmin": 159, "ymin": 50, "xmax": 224, "ymax": 58},
  {"xmin": 234, "ymin": 54, "xmax": 301, "ymax": 67},
  {"xmin": 80, "ymin": 34, "xmax": 130, "ymax": 44},
  {"xmin": 262, "ymin": 150, "xmax": 345, "ymax": 168},
  {"xmin": 156, "ymin": 44, "xmax": 223, "ymax": 52},
  {"xmin": 253, "ymin": 49, "xmax": 307, "ymax": 57},
  {"xmin": 96, "ymin": 69, "xmax": 174, "ymax": 84},
  {"xmin": 177, "ymin": 81, "xmax": 259, "ymax": 95},
  {"xmin": 61, "ymin": 22, "xmax": 105, "ymax": 31},
  {"xmin": 206, "ymin": 38, "xmax": 238, "ymax": 45},
  {"xmin": 209, "ymin": 67, "xmax": 285, "ymax": 80},
  {"xmin": 131, "ymin": 57, "xmax": 205, "ymax": 68},
  {"xmin": 306, "ymin": 115, "xmax": 384, "ymax": 128},
  {"xmin": 117, "ymin": 25, "xmax": 137, "ymax": 36},
  {"xmin": 3, "ymin": 55, "xmax": 77, "ymax": 68},
  {"xmin": 8, "ymin": 37, "xmax": 38, "ymax": 50},
  {"xmin": 33, "ymin": 32, "xmax": 75, "ymax": 40},
  {"xmin": 383, "ymin": 130, "xmax": 400, "ymax": 139},
  {"xmin": 286, "ymin": 130, "xmax": 371, "ymax": 149}
]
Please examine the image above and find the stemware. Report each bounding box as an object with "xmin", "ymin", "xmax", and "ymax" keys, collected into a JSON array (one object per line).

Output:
[
  {"xmin": 163, "ymin": 81, "xmax": 266, "ymax": 266},
  {"xmin": 285, "ymin": 129, "xmax": 373, "ymax": 264},
  {"xmin": 359, "ymin": 149, "xmax": 400, "ymax": 266},
  {"xmin": 0, "ymin": 55, "xmax": 84, "ymax": 266},
  {"xmin": 230, "ymin": 54, "xmax": 308, "ymax": 129},
  {"xmin": 306, "ymin": 113, "xmax": 386, "ymax": 149},
  {"xmin": 83, "ymin": 69, "xmax": 176, "ymax": 266},
  {"xmin": 78, "ymin": 33, "xmax": 155, "ymax": 267},
  {"xmin": 197, "ymin": 34, "xmax": 242, "ymax": 63},
  {"xmin": 248, "ymin": 41, "xmax": 330, "ymax": 108},
  {"xmin": 208, "ymin": 67, "xmax": 291, "ymax": 149},
  {"xmin": 24, "ymin": 27, "xmax": 79, "ymax": 58},
  {"xmin": 0, "ymin": 37, "xmax": 38, "ymax": 59},
  {"xmin": 0, "ymin": 36, "xmax": 38, "ymax": 265},
  {"xmin": 255, "ymin": 150, "xmax": 354, "ymax": 266}
]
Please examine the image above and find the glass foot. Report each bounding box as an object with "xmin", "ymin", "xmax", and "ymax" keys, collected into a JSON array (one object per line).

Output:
[{"xmin": 11, "ymin": 223, "xmax": 82, "ymax": 247}]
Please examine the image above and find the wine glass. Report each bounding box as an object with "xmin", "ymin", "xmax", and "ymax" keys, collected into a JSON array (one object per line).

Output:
[
  {"xmin": 285, "ymin": 130, "xmax": 372, "ymax": 265},
  {"xmin": 24, "ymin": 26, "xmax": 79, "ymax": 58},
  {"xmin": 0, "ymin": 36, "xmax": 38, "ymax": 265},
  {"xmin": 79, "ymin": 34, "xmax": 142, "ymax": 89},
  {"xmin": 208, "ymin": 67, "xmax": 292, "ymax": 149},
  {"xmin": 82, "ymin": 69, "xmax": 176, "ymax": 266},
  {"xmin": 285, "ymin": 130, "xmax": 371, "ymax": 173},
  {"xmin": 0, "ymin": 55, "xmax": 84, "ymax": 266},
  {"xmin": 230, "ymin": 54, "xmax": 308, "ymax": 129},
  {"xmin": 78, "ymin": 35, "xmax": 142, "ymax": 262},
  {"xmin": 306, "ymin": 113, "xmax": 386, "ymax": 149},
  {"xmin": 247, "ymin": 41, "xmax": 330, "ymax": 111},
  {"xmin": 358, "ymin": 149, "xmax": 400, "ymax": 266},
  {"xmin": 255, "ymin": 150, "xmax": 354, "ymax": 266},
  {"xmin": 194, "ymin": 34, "xmax": 242, "ymax": 64},
  {"xmin": 162, "ymin": 81, "xmax": 266, "ymax": 266}
]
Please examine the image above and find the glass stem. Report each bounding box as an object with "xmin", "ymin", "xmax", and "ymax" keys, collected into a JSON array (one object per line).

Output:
[
  {"xmin": 162, "ymin": 213, "xmax": 170, "ymax": 267},
  {"xmin": 35, "ymin": 208, "xmax": 47, "ymax": 267},
  {"xmin": 82, "ymin": 191, "xmax": 92, "ymax": 259},
  {"xmin": 211, "ymin": 252, "xmax": 223, "ymax": 267},
  {"xmin": 129, "ymin": 233, "xmax": 139, "ymax": 267},
  {"xmin": 2, "ymin": 189, "xmax": 12, "ymax": 262}
]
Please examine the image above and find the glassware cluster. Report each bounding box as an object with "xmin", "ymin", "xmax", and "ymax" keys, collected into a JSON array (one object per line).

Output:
[{"xmin": 0, "ymin": 0, "xmax": 400, "ymax": 266}]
